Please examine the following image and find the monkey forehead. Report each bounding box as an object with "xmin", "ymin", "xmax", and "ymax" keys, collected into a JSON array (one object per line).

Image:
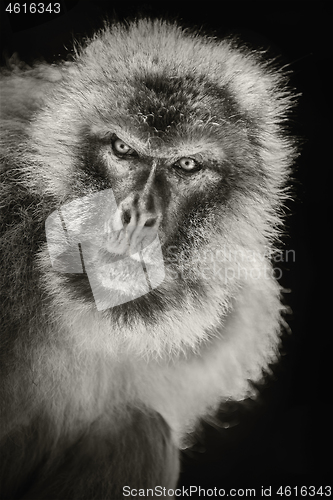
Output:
[
  {"xmin": 87, "ymin": 72, "xmax": 247, "ymax": 149},
  {"xmin": 85, "ymin": 71, "xmax": 244, "ymax": 137},
  {"xmin": 124, "ymin": 72, "xmax": 243, "ymax": 134}
]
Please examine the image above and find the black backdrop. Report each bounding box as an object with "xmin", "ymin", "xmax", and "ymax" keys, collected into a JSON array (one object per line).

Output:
[{"xmin": 1, "ymin": 0, "xmax": 332, "ymax": 495}]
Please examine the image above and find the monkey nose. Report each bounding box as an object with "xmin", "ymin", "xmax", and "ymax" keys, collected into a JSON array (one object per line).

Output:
[
  {"xmin": 119, "ymin": 194, "xmax": 161, "ymax": 230},
  {"xmin": 121, "ymin": 207, "xmax": 159, "ymax": 229}
]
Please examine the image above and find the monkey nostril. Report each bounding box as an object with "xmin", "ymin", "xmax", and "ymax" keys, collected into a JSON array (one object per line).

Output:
[
  {"xmin": 121, "ymin": 209, "xmax": 132, "ymax": 226},
  {"xmin": 144, "ymin": 217, "xmax": 157, "ymax": 227}
]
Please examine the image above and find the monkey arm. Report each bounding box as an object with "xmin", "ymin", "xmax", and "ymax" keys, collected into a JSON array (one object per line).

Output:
[{"xmin": 17, "ymin": 408, "xmax": 178, "ymax": 500}]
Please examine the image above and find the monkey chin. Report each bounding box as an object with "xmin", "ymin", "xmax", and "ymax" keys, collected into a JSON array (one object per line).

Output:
[{"xmin": 37, "ymin": 226, "xmax": 282, "ymax": 371}]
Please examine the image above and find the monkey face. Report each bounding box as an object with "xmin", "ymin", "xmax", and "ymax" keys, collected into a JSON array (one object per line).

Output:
[
  {"xmin": 32, "ymin": 21, "xmax": 291, "ymax": 332},
  {"xmin": 43, "ymin": 122, "xmax": 258, "ymax": 320}
]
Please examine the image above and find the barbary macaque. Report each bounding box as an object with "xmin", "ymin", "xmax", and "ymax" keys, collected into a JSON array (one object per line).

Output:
[{"xmin": 0, "ymin": 19, "xmax": 296, "ymax": 499}]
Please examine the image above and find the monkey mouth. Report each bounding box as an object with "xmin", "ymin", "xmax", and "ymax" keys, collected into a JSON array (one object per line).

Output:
[
  {"xmin": 103, "ymin": 225, "xmax": 158, "ymax": 262},
  {"xmin": 74, "ymin": 224, "xmax": 159, "ymax": 269},
  {"xmin": 62, "ymin": 227, "xmax": 165, "ymax": 311},
  {"xmin": 61, "ymin": 233, "xmax": 202, "ymax": 318}
]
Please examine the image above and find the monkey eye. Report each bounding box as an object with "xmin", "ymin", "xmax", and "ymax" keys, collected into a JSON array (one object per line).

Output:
[
  {"xmin": 112, "ymin": 137, "xmax": 136, "ymax": 157},
  {"xmin": 173, "ymin": 157, "xmax": 201, "ymax": 174}
]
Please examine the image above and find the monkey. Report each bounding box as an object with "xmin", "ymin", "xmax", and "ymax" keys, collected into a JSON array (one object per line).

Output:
[{"xmin": 0, "ymin": 18, "xmax": 297, "ymax": 499}]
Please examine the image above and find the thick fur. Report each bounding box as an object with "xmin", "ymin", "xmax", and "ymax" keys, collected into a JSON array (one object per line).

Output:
[{"xmin": 0, "ymin": 19, "xmax": 296, "ymax": 499}]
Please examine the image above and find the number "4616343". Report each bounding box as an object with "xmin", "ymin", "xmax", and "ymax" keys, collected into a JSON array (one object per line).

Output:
[{"xmin": 5, "ymin": 3, "xmax": 60, "ymax": 14}]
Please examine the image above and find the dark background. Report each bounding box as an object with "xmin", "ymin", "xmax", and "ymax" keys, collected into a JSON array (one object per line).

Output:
[{"xmin": 1, "ymin": 0, "xmax": 332, "ymax": 494}]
